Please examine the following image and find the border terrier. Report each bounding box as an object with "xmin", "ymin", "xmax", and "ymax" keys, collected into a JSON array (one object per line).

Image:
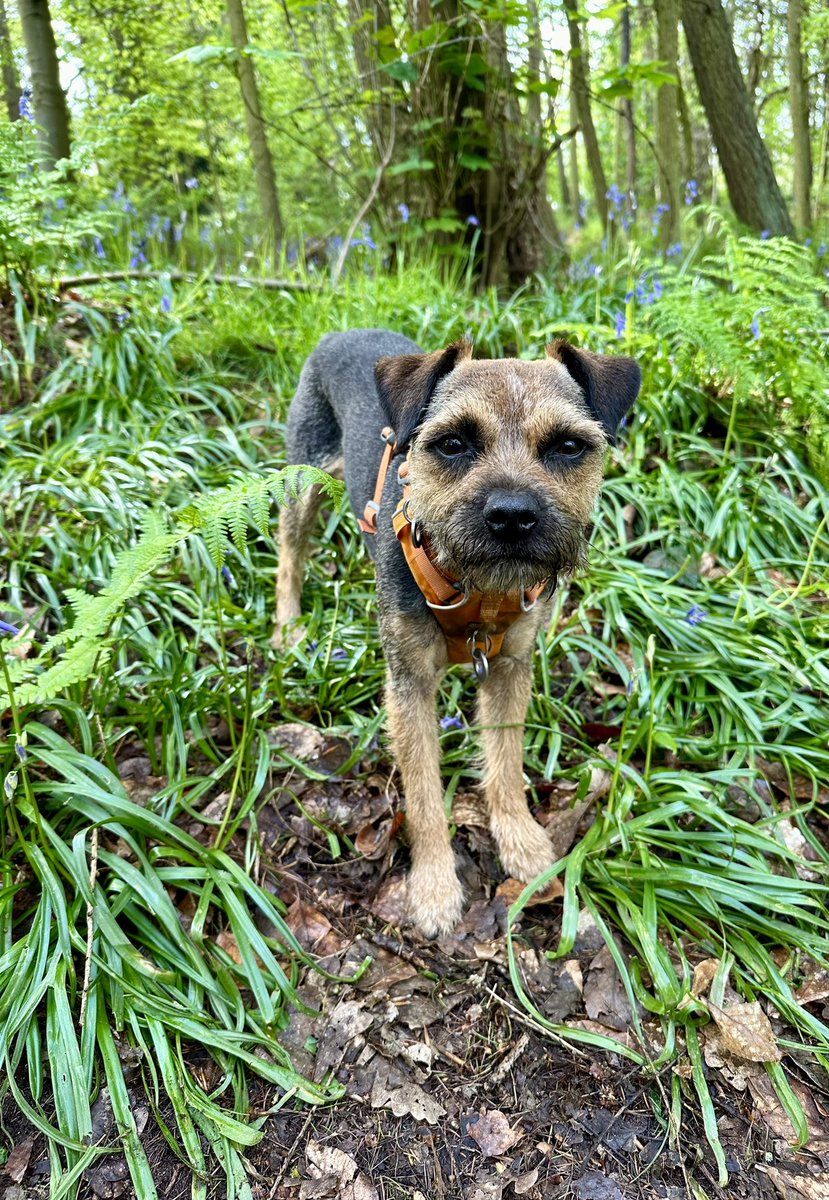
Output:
[{"xmin": 276, "ymin": 329, "xmax": 640, "ymax": 937}]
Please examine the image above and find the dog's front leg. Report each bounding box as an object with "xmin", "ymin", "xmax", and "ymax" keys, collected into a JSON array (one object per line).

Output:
[
  {"xmin": 385, "ymin": 660, "xmax": 463, "ymax": 937},
  {"xmin": 478, "ymin": 652, "xmax": 554, "ymax": 883}
]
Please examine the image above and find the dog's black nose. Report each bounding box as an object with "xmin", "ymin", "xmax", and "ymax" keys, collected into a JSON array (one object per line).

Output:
[{"xmin": 484, "ymin": 491, "xmax": 540, "ymax": 541}]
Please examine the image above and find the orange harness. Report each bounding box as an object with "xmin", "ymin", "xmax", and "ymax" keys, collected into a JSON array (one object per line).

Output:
[{"xmin": 358, "ymin": 428, "xmax": 548, "ymax": 678}]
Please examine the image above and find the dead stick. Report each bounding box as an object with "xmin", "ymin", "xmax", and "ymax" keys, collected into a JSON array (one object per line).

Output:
[
  {"xmin": 55, "ymin": 270, "xmax": 317, "ymax": 291},
  {"xmin": 79, "ymin": 825, "xmax": 99, "ymax": 1031}
]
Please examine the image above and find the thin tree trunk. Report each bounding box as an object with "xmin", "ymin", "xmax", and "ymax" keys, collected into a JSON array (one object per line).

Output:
[
  {"xmin": 677, "ymin": 75, "xmax": 695, "ymax": 183},
  {"xmin": 557, "ymin": 146, "xmax": 572, "ymax": 213},
  {"xmin": 0, "ymin": 0, "xmax": 20, "ymax": 121},
  {"xmin": 225, "ymin": 0, "xmax": 284, "ymax": 254},
  {"xmin": 682, "ymin": 0, "xmax": 793, "ymax": 236},
  {"xmin": 568, "ymin": 86, "xmax": 580, "ymax": 216},
  {"xmin": 17, "ymin": 0, "xmax": 70, "ymax": 165},
  {"xmin": 655, "ymin": 0, "xmax": 681, "ymax": 247},
  {"xmin": 620, "ymin": 3, "xmax": 636, "ymax": 196},
  {"xmin": 788, "ymin": 0, "xmax": 812, "ymax": 233},
  {"xmin": 564, "ymin": 0, "xmax": 608, "ymax": 226}
]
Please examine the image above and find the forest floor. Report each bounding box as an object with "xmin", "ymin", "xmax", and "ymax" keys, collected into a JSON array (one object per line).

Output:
[{"xmin": 5, "ymin": 727, "xmax": 829, "ymax": 1200}]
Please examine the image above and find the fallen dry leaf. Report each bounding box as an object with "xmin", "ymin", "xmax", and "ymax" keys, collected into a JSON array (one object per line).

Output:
[
  {"xmin": 583, "ymin": 944, "xmax": 633, "ymax": 1032},
  {"xmin": 215, "ymin": 928, "xmax": 243, "ymax": 965},
  {"xmin": 495, "ymin": 876, "xmax": 563, "ymax": 907},
  {"xmin": 706, "ymin": 999, "xmax": 781, "ymax": 1063},
  {"xmin": 748, "ymin": 1069, "xmax": 829, "ymax": 1154},
  {"xmin": 512, "ymin": 1167, "xmax": 539, "ymax": 1194},
  {"xmin": 269, "ymin": 722, "xmax": 327, "ymax": 763},
  {"xmin": 467, "ymin": 1110, "xmax": 523, "ymax": 1158},
  {"xmin": 3, "ymin": 1137, "xmax": 34, "ymax": 1184},
  {"xmin": 691, "ymin": 958, "xmax": 721, "ymax": 998},
  {"xmin": 369, "ymin": 1063, "xmax": 446, "ymax": 1124},
  {"xmin": 286, "ymin": 898, "xmax": 342, "ymax": 954},
  {"xmin": 314, "ymin": 1000, "xmax": 374, "ymax": 1082},
  {"xmin": 304, "ymin": 1139, "xmax": 379, "ymax": 1200},
  {"xmin": 355, "ymin": 818, "xmax": 394, "ymax": 860},
  {"xmin": 369, "ymin": 876, "xmax": 409, "ymax": 925},
  {"xmin": 773, "ymin": 818, "xmax": 821, "ymax": 881},
  {"xmin": 762, "ymin": 1167, "xmax": 829, "ymax": 1200}
]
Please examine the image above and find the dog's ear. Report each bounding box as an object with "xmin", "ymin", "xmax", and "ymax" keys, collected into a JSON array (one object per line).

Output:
[
  {"xmin": 547, "ymin": 339, "xmax": 640, "ymax": 441},
  {"xmin": 375, "ymin": 339, "xmax": 473, "ymax": 450}
]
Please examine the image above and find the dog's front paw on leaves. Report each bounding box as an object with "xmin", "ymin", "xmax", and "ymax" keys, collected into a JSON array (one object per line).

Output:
[
  {"xmin": 496, "ymin": 818, "xmax": 555, "ymax": 883},
  {"xmin": 407, "ymin": 862, "xmax": 464, "ymax": 938}
]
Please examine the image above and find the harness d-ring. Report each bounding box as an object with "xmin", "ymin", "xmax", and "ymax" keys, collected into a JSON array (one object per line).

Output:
[
  {"xmin": 520, "ymin": 588, "xmax": 538, "ymax": 613},
  {"xmin": 467, "ymin": 630, "xmax": 494, "ymax": 681},
  {"xmin": 426, "ymin": 586, "xmax": 469, "ymax": 612}
]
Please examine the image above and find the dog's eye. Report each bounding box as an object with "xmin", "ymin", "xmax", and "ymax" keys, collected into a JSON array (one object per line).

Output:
[
  {"xmin": 435, "ymin": 435, "xmax": 468, "ymax": 458},
  {"xmin": 545, "ymin": 435, "xmax": 588, "ymax": 460}
]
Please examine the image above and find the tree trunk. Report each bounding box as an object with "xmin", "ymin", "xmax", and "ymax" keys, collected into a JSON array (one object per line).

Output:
[
  {"xmin": 0, "ymin": 0, "xmax": 20, "ymax": 121},
  {"xmin": 568, "ymin": 86, "xmax": 580, "ymax": 216},
  {"xmin": 16, "ymin": 0, "xmax": 70, "ymax": 165},
  {"xmin": 564, "ymin": 0, "xmax": 608, "ymax": 226},
  {"xmin": 620, "ymin": 3, "xmax": 636, "ymax": 196},
  {"xmin": 682, "ymin": 0, "xmax": 793, "ymax": 236},
  {"xmin": 787, "ymin": 0, "xmax": 812, "ymax": 233},
  {"xmin": 225, "ymin": 0, "xmax": 284, "ymax": 254},
  {"xmin": 655, "ymin": 0, "xmax": 681, "ymax": 248}
]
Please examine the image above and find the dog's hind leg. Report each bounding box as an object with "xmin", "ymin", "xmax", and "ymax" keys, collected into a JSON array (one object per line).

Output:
[
  {"xmin": 273, "ymin": 357, "xmax": 343, "ymax": 649},
  {"xmin": 272, "ymin": 467, "xmax": 338, "ymax": 648},
  {"xmin": 477, "ymin": 625, "xmax": 555, "ymax": 884}
]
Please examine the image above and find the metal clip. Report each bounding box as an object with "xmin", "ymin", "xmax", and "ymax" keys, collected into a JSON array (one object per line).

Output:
[{"xmin": 467, "ymin": 630, "xmax": 494, "ymax": 682}]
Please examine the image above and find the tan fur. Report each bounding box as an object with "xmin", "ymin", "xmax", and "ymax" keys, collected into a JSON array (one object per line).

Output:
[{"xmin": 273, "ymin": 459, "xmax": 344, "ymax": 649}]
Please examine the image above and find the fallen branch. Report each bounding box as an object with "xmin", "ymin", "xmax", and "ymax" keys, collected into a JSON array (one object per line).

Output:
[{"xmin": 55, "ymin": 269, "xmax": 317, "ymax": 291}]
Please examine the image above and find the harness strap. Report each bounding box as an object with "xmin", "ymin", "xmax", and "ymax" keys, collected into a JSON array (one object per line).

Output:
[
  {"xmin": 361, "ymin": 430, "xmax": 548, "ymax": 666},
  {"xmin": 357, "ymin": 426, "xmax": 397, "ymax": 534}
]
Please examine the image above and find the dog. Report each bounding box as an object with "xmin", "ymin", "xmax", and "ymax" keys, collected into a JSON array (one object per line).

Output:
[{"xmin": 275, "ymin": 329, "xmax": 640, "ymax": 936}]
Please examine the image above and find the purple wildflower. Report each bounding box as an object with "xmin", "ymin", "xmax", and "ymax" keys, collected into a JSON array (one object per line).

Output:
[
  {"xmin": 760, "ymin": 229, "xmax": 771, "ymax": 240},
  {"xmin": 440, "ymin": 715, "xmax": 463, "ymax": 731},
  {"xmin": 94, "ymin": 236, "xmax": 105, "ymax": 258},
  {"xmin": 185, "ymin": 177, "xmax": 199, "ymax": 189},
  {"xmin": 161, "ymin": 295, "xmax": 172, "ymax": 313},
  {"xmin": 114, "ymin": 181, "xmax": 125, "ymax": 201},
  {"xmin": 0, "ymin": 619, "xmax": 21, "ymax": 635},
  {"xmin": 751, "ymin": 316, "xmax": 761, "ymax": 339},
  {"xmin": 818, "ymin": 244, "xmax": 827, "ymax": 258},
  {"xmin": 19, "ymin": 89, "xmax": 33, "ymax": 120},
  {"xmin": 614, "ymin": 311, "xmax": 626, "ymax": 337},
  {"xmin": 653, "ymin": 277, "xmax": 663, "ymax": 300},
  {"xmin": 685, "ymin": 605, "xmax": 708, "ymax": 626},
  {"xmin": 666, "ymin": 242, "xmax": 683, "ymax": 258},
  {"xmin": 606, "ymin": 183, "xmax": 624, "ymax": 212},
  {"xmin": 467, "ymin": 215, "xmax": 480, "ymax": 227},
  {"xmin": 221, "ymin": 565, "xmax": 237, "ymax": 589},
  {"xmin": 56, "ymin": 197, "xmax": 65, "ymax": 210},
  {"xmin": 685, "ymin": 179, "xmax": 699, "ymax": 205},
  {"xmin": 331, "ymin": 647, "xmax": 348, "ymax": 661},
  {"xmin": 398, "ymin": 202, "xmax": 410, "ymax": 223}
]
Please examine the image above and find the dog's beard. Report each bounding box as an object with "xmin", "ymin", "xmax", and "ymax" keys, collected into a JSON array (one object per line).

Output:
[{"xmin": 427, "ymin": 522, "xmax": 587, "ymax": 595}]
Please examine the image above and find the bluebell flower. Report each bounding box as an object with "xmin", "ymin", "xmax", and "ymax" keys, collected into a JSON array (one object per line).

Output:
[
  {"xmin": 94, "ymin": 236, "xmax": 105, "ymax": 258},
  {"xmin": 467, "ymin": 214, "xmax": 480, "ymax": 227},
  {"xmin": 625, "ymin": 290, "xmax": 634, "ymax": 303},
  {"xmin": 185, "ymin": 177, "xmax": 199, "ymax": 189},
  {"xmin": 440, "ymin": 715, "xmax": 463, "ymax": 730},
  {"xmin": 614, "ymin": 311, "xmax": 626, "ymax": 337},
  {"xmin": 163, "ymin": 216, "xmax": 172, "ymax": 232},
  {"xmin": 19, "ymin": 89, "xmax": 33, "ymax": 120},
  {"xmin": 4, "ymin": 772, "xmax": 17, "ymax": 801},
  {"xmin": 114, "ymin": 181, "xmax": 125, "ymax": 200},
  {"xmin": 685, "ymin": 179, "xmax": 699, "ymax": 205},
  {"xmin": 653, "ymin": 277, "xmax": 663, "ymax": 300},
  {"xmin": 621, "ymin": 212, "xmax": 633, "ymax": 232},
  {"xmin": 805, "ymin": 238, "xmax": 812, "ymax": 247},
  {"xmin": 685, "ymin": 605, "xmax": 708, "ymax": 626},
  {"xmin": 818, "ymin": 243, "xmax": 827, "ymax": 258},
  {"xmin": 161, "ymin": 295, "xmax": 172, "ymax": 313},
  {"xmin": 0, "ymin": 619, "xmax": 21, "ymax": 635},
  {"xmin": 56, "ymin": 197, "xmax": 65, "ymax": 210},
  {"xmin": 173, "ymin": 224, "xmax": 184, "ymax": 243},
  {"xmin": 124, "ymin": 199, "xmax": 137, "ymax": 215},
  {"xmin": 14, "ymin": 737, "xmax": 27, "ymax": 762},
  {"xmin": 287, "ymin": 242, "xmax": 298, "ymax": 264},
  {"xmin": 760, "ymin": 229, "xmax": 771, "ymax": 240},
  {"xmin": 751, "ymin": 316, "xmax": 761, "ymax": 338},
  {"xmin": 606, "ymin": 183, "xmax": 624, "ymax": 211},
  {"xmin": 363, "ymin": 233, "xmax": 377, "ymax": 250},
  {"xmin": 666, "ymin": 242, "xmax": 683, "ymax": 258},
  {"xmin": 398, "ymin": 202, "xmax": 410, "ymax": 223},
  {"xmin": 115, "ymin": 311, "xmax": 129, "ymax": 327},
  {"xmin": 331, "ymin": 647, "xmax": 348, "ymax": 661},
  {"xmin": 221, "ymin": 565, "xmax": 237, "ymax": 589}
]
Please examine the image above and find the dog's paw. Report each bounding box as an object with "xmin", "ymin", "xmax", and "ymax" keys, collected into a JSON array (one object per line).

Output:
[
  {"xmin": 495, "ymin": 817, "xmax": 555, "ymax": 883},
  {"xmin": 407, "ymin": 861, "xmax": 464, "ymax": 938}
]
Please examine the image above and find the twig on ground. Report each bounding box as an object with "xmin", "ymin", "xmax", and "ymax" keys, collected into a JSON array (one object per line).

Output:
[{"xmin": 79, "ymin": 825, "xmax": 99, "ymax": 1031}]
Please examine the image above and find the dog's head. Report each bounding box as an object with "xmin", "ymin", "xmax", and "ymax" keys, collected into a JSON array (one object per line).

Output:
[{"xmin": 375, "ymin": 339, "xmax": 640, "ymax": 593}]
